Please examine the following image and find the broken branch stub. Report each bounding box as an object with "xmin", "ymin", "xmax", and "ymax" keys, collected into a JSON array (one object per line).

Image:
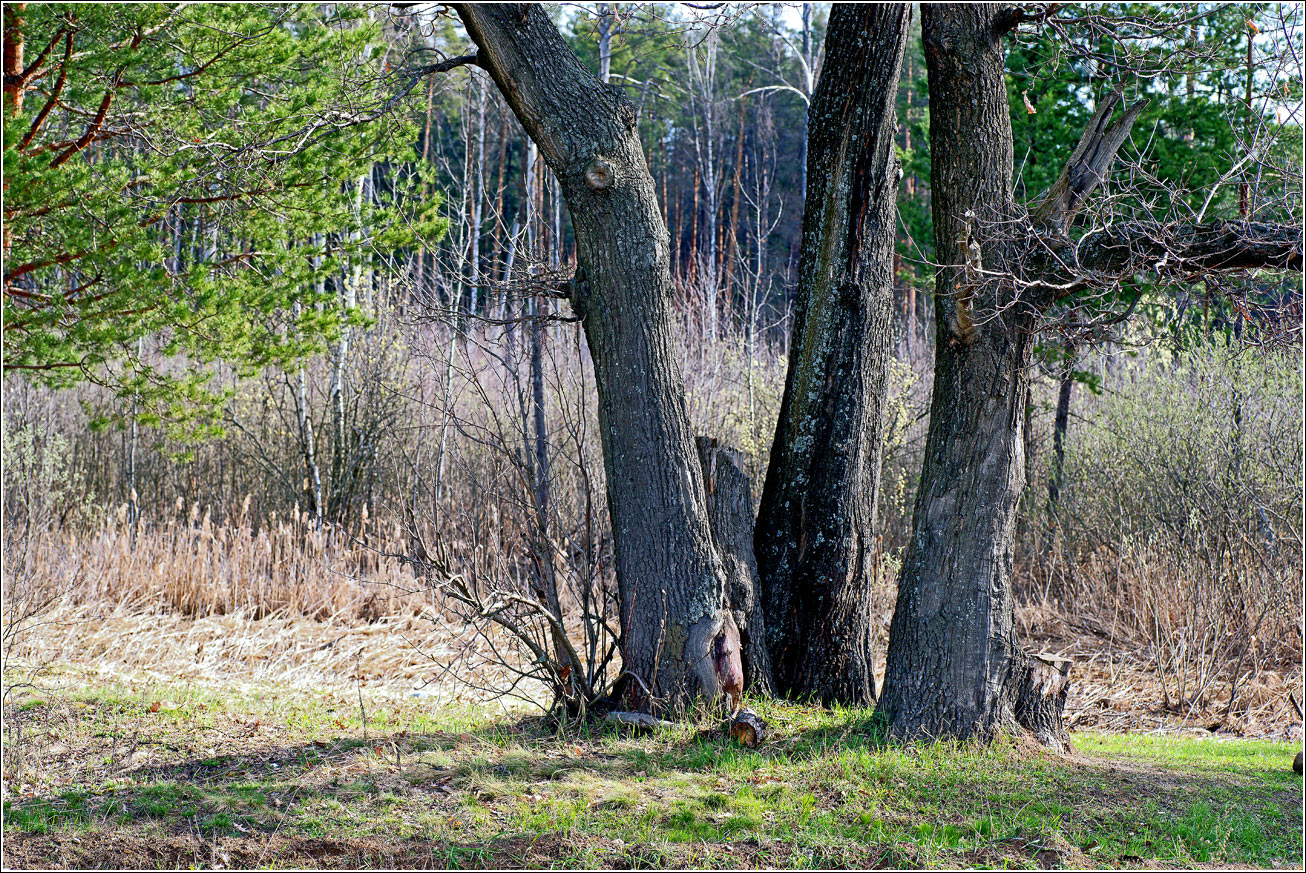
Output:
[{"xmin": 1031, "ymin": 92, "xmax": 1149, "ymax": 232}]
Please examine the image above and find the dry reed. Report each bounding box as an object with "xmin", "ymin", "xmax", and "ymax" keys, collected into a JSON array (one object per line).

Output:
[{"xmin": 8, "ymin": 501, "xmax": 421, "ymax": 622}]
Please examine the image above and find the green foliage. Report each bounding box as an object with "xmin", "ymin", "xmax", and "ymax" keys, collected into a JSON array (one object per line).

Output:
[
  {"xmin": 2, "ymin": 4, "xmax": 447, "ymax": 437},
  {"xmin": 1003, "ymin": 4, "xmax": 1302, "ymax": 342},
  {"xmin": 1006, "ymin": 3, "xmax": 1274, "ymax": 212}
]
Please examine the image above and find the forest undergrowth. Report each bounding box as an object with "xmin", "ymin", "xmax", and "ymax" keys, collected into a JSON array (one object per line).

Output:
[{"xmin": 4, "ymin": 320, "xmax": 1303, "ymax": 739}]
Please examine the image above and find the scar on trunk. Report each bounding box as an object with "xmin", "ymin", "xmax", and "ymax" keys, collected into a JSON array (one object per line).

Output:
[
  {"xmin": 947, "ymin": 210, "xmax": 981, "ymax": 344},
  {"xmin": 713, "ymin": 612, "xmax": 744, "ymax": 714}
]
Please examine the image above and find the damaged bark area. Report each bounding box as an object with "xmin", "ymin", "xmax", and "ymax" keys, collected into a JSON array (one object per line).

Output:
[{"xmin": 697, "ymin": 436, "xmax": 774, "ymax": 698}]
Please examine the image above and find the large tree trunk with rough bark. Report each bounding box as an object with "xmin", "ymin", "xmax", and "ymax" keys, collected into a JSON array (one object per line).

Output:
[
  {"xmin": 754, "ymin": 3, "xmax": 910, "ymax": 706},
  {"xmin": 455, "ymin": 4, "xmax": 734, "ymax": 715},
  {"xmin": 878, "ymin": 3, "xmax": 1300, "ymax": 746},
  {"xmin": 878, "ymin": 3, "xmax": 1058, "ymax": 743}
]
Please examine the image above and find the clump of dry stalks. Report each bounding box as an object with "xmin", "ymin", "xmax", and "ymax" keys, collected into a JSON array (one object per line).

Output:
[
  {"xmin": 1, "ymin": 503, "xmax": 545, "ymax": 707},
  {"xmin": 7, "ymin": 499, "xmax": 419, "ymax": 621}
]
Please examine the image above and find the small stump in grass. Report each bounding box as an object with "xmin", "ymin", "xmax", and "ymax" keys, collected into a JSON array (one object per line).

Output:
[
  {"xmin": 1294, "ymin": 750, "xmax": 1302, "ymax": 775},
  {"xmin": 729, "ymin": 708, "xmax": 768, "ymax": 748}
]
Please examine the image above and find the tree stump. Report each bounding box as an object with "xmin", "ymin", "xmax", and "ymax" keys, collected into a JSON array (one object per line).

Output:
[
  {"xmin": 696, "ymin": 436, "xmax": 774, "ymax": 695},
  {"xmin": 728, "ymin": 708, "xmax": 769, "ymax": 748},
  {"xmin": 1013, "ymin": 651, "xmax": 1074, "ymax": 753},
  {"xmin": 1294, "ymin": 750, "xmax": 1302, "ymax": 775}
]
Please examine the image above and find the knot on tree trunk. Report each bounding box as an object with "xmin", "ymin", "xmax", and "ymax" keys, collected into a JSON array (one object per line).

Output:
[{"xmin": 584, "ymin": 158, "xmax": 614, "ymax": 190}]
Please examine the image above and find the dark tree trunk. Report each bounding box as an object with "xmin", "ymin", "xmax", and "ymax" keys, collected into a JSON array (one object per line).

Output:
[
  {"xmin": 755, "ymin": 3, "xmax": 911, "ymax": 706},
  {"xmin": 456, "ymin": 5, "xmax": 734, "ymax": 714},
  {"xmin": 878, "ymin": 4, "xmax": 1047, "ymax": 742},
  {"xmin": 878, "ymin": 2, "xmax": 1303, "ymax": 747},
  {"xmin": 1046, "ymin": 342, "xmax": 1075, "ymax": 530},
  {"xmin": 696, "ymin": 437, "xmax": 773, "ymax": 696}
]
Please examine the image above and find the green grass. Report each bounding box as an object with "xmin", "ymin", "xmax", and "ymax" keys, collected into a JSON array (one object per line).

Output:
[{"xmin": 3, "ymin": 683, "xmax": 1301, "ymax": 869}]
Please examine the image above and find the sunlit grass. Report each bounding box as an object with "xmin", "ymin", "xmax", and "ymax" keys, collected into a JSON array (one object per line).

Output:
[{"xmin": 4, "ymin": 680, "xmax": 1301, "ymax": 869}]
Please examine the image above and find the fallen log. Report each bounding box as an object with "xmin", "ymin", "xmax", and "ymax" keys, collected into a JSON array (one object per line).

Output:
[
  {"xmin": 604, "ymin": 711, "xmax": 676, "ymax": 734},
  {"xmin": 729, "ymin": 708, "xmax": 769, "ymax": 748}
]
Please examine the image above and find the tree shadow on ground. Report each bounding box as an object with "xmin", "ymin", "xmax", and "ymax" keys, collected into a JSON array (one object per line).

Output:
[{"xmin": 3, "ymin": 712, "xmax": 1301, "ymax": 870}]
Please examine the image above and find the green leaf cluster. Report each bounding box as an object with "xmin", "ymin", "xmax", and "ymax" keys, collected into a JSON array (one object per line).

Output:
[{"xmin": 3, "ymin": 4, "xmax": 447, "ymax": 436}]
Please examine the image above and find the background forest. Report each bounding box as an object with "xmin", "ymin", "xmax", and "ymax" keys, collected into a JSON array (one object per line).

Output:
[
  {"xmin": 3, "ymin": 3, "xmax": 1304, "ymax": 868},
  {"xmin": 4, "ymin": 2, "xmax": 1303, "ymax": 734}
]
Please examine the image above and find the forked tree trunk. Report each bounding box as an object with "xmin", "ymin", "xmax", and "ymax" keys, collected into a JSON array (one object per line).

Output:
[
  {"xmin": 755, "ymin": 4, "xmax": 910, "ymax": 705},
  {"xmin": 878, "ymin": 4, "xmax": 1054, "ymax": 742},
  {"xmin": 456, "ymin": 4, "xmax": 734, "ymax": 714}
]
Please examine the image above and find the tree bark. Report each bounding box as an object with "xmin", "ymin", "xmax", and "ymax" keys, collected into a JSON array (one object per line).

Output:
[
  {"xmin": 755, "ymin": 4, "xmax": 910, "ymax": 706},
  {"xmin": 878, "ymin": 3, "xmax": 1041, "ymax": 742},
  {"xmin": 3, "ymin": 4, "xmax": 24, "ymax": 114},
  {"xmin": 455, "ymin": 4, "xmax": 733, "ymax": 714},
  {"xmin": 696, "ymin": 437, "xmax": 773, "ymax": 696},
  {"xmin": 878, "ymin": 3, "xmax": 1300, "ymax": 746}
]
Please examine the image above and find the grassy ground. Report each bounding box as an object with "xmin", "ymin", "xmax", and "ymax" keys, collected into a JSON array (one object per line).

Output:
[{"xmin": 3, "ymin": 672, "xmax": 1301, "ymax": 869}]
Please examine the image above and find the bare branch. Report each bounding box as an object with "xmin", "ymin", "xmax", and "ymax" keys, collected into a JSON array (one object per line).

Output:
[{"xmin": 1031, "ymin": 91, "xmax": 1149, "ymax": 231}]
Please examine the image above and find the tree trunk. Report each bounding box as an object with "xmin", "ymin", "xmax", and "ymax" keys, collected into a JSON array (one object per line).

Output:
[
  {"xmin": 1046, "ymin": 342, "xmax": 1075, "ymax": 531},
  {"xmin": 754, "ymin": 4, "xmax": 910, "ymax": 706},
  {"xmin": 797, "ymin": 2, "xmax": 812, "ymax": 204},
  {"xmin": 456, "ymin": 4, "xmax": 733, "ymax": 714},
  {"xmin": 597, "ymin": 3, "xmax": 614, "ymax": 85},
  {"xmin": 696, "ymin": 437, "xmax": 773, "ymax": 696},
  {"xmin": 2, "ymin": 4, "xmax": 24, "ymax": 116},
  {"xmin": 879, "ymin": 4, "xmax": 1046, "ymax": 742},
  {"xmin": 878, "ymin": 2, "xmax": 1302, "ymax": 747},
  {"xmin": 470, "ymin": 74, "xmax": 485, "ymax": 315}
]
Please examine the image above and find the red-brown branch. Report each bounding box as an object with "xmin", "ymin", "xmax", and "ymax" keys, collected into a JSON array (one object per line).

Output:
[
  {"xmin": 18, "ymin": 28, "xmax": 72, "ymax": 151},
  {"xmin": 47, "ymin": 24, "xmax": 147, "ymax": 168},
  {"xmin": 16, "ymin": 22, "xmax": 63, "ymax": 85},
  {"xmin": 48, "ymin": 79, "xmax": 115, "ymax": 167}
]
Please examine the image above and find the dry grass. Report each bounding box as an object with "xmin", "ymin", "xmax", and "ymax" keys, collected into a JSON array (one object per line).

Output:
[
  {"xmin": 7, "ymin": 525, "xmax": 1295, "ymax": 742},
  {"xmin": 2, "ymin": 510, "xmax": 551, "ymax": 715},
  {"xmin": 5, "ymin": 506, "xmax": 1303, "ymax": 741},
  {"xmin": 1018, "ymin": 602, "xmax": 1303, "ymax": 740},
  {"xmin": 6, "ymin": 503, "xmax": 422, "ymax": 622},
  {"xmin": 4, "ymin": 600, "xmax": 537, "ymax": 705}
]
